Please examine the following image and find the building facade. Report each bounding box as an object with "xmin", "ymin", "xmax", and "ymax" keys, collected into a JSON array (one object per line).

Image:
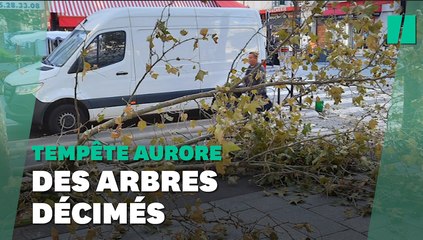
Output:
[{"xmin": 239, "ymin": 1, "xmax": 400, "ymax": 59}]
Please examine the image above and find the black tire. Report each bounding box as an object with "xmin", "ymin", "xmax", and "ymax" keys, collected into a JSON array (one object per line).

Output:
[{"xmin": 46, "ymin": 104, "xmax": 88, "ymax": 134}]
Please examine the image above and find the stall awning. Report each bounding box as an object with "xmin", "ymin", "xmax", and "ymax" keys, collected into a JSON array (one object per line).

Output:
[
  {"xmin": 323, "ymin": 1, "xmax": 394, "ymax": 16},
  {"xmin": 49, "ymin": 1, "xmax": 245, "ymax": 28},
  {"xmin": 259, "ymin": 6, "xmax": 299, "ymax": 15}
]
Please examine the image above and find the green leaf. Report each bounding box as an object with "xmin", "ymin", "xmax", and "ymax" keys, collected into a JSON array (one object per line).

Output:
[
  {"xmin": 277, "ymin": 29, "xmax": 289, "ymax": 41},
  {"xmin": 97, "ymin": 114, "xmax": 105, "ymax": 123},
  {"xmin": 302, "ymin": 123, "xmax": 312, "ymax": 136}
]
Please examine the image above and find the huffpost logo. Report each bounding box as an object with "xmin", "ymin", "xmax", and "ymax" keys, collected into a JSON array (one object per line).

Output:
[{"xmin": 387, "ymin": 15, "xmax": 417, "ymax": 45}]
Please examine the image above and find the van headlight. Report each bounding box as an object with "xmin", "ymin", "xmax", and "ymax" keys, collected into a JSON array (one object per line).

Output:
[{"xmin": 15, "ymin": 83, "xmax": 43, "ymax": 95}]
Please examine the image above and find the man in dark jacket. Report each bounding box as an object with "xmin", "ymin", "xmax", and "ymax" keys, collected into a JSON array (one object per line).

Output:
[{"xmin": 241, "ymin": 52, "xmax": 273, "ymax": 113}]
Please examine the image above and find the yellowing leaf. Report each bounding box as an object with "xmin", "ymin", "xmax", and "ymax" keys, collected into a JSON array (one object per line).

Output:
[
  {"xmin": 366, "ymin": 35, "xmax": 379, "ymax": 50},
  {"xmin": 304, "ymin": 96, "xmax": 313, "ymax": 106},
  {"xmin": 180, "ymin": 29, "xmax": 188, "ymax": 36},
  {"xmin": 222, "ymin": 141, "xmax": 241, "ymax": 154},
  {"xmin": 172, "ymin": 137, "xmax": 185, "ymax": 144},
  {"xmin": 180, "ymin": 113, "xmax": 188, "ymax": 121},
  {"xmin": 214, "ymin": 125, "xmax": 224, "ymax": 143},
  {"xmin": 82, "ymin": 62, "xmax": 91, "ymax": 77},
  {"xmin": 111, "ymin": 130, "xmax": 121, "ymax": 139},
  {"xmin": 147, "ymin": 35, "xmax": 154, "ymax": 49},
  {"xmin": 195, "ymin": 70, "xmax": 208, "ymax": 81},
  {"xmin": 200, "ymin": 28, "xmax": 208, "ymax": 37},
  {"xmin": 245, "ymin": 101, "xmax": 260, "ymax": 113},
  {"xmin": 216, "ymin": 162, "xmax": 226, "ymax": 175},
  {"xmin": 190, "ymin": 208, "xmax": 204, "ymax": 223},
  {"xmin": 369, "ymin": 119, "xmax": 378, "ymax": 130},
  {"xmin": 122, "ymin": 134, "xmax": 133, "ymax": 146},
  {"xmin": 115, "ymin": 117, "xmax": 123, "ymax": 125},
  {"xmin": 157, "ymin": 123, "xmax": 165, "ymax": 129},
  {"xmin": 190, "ymin": 120, "xmax": 197, "ymax": 129},
  {"xmin": 216, "ymin": 156, "xmax": 231, "ymax": 175},
  {"xmin": 165, "ymin": 64, "xmax": 179, "ymax": 75},
  {"xmin": 200, "ymin": 99, "xmax": 210, "ymax": 111},
  {"xmin": 287, "ymin": 98, "xmax": 296, "ymax": 106},
  {"xmin": 124, "ymin": 105, "xmax": 133, "ymax": 115},
  {"xmin": 137, "ymin": 119, "xmax": 147, "ymax": 131},
  {"xmin": 151, "ymin": 72, "xmax": 159, "ymax": 79}
]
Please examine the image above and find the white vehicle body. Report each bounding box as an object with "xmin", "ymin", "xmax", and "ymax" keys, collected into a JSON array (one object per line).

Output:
[{"xmin": 3, "ymin": 7, "xmax": 266, "ymax": 132}]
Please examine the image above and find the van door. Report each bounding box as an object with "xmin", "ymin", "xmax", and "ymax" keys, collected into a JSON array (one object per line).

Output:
[
  {"xmin": 72, "ymin": 29, "xmax": 134, "ymax": 120},
  {"xmin": 130, "ymin": 27, "xmax": 203, "ymax": 112}
]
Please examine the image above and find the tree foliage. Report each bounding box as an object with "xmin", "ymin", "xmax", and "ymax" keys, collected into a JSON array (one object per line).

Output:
[{"xmin": 15, "ymin": 1, "xmax": 400, "ymax": 239}]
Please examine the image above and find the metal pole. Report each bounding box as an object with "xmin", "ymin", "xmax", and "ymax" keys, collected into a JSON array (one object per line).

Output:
[{"xmin": 289, "ymin": 1, "xmax": 299, "ymax": 112}]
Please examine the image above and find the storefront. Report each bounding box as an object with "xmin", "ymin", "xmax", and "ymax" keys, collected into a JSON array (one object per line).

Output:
[
  {"xmin": 259, "ymin": 5, "xmax": 301, "ymax": 63},
  {"xmin": 316, "ymin": 1, "xmax": 397, "ymax": 48},
  {"xmin": 47, "ymin": 1, "xmax": 246, "ymax": 30}
]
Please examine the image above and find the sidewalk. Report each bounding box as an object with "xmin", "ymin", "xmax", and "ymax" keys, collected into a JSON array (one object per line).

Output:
[
  {"xmin": 122, "ymin": 190, "xmax": 370, "ymax": 240},
  {"xmin": 19, "ymin": 187, "xmax": 370, "ymax": 240}
]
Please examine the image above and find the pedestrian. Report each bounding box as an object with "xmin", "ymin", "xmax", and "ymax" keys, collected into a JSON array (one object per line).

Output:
[{"xmin": 241, "ymin": 51, "xmax": 273, "ymax": 117}]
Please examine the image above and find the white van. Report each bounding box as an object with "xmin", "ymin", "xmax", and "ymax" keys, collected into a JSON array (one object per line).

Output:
[{"xmin": 3, "ymin": 7, "xmax": 266, "ymax": 133}]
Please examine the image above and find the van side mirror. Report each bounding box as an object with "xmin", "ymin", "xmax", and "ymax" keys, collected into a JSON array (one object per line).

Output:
[{"xmin": 68, "ymin": 57, "xmax": 83, "ymax": 74}]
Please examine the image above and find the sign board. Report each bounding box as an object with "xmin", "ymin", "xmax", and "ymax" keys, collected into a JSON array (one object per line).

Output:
[{"xmin": 0, "ymin": 1, "xmax": 44, "ymax": 10}]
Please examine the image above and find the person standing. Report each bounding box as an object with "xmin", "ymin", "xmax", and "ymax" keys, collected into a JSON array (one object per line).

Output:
[{"xmin": 241, "ymin": 52, "xmax": 273, "ymax": 114}]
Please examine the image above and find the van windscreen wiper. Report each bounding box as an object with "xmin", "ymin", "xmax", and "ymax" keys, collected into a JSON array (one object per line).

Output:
[{"xmin": 42, "ymin": 58, "xmax": 55, "ymax": 67}]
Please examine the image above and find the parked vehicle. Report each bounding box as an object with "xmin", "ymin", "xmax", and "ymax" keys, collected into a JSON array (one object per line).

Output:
[
  {"xmin": 3, "ymin": 7, "xmax": 266, "ymax": 133},
  {"xmin": 10, "ymin": 31, "xmax": 71, "ymax": 57}
]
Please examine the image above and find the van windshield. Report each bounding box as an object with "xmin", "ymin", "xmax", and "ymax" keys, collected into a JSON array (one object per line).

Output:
[{"xmin": 44, "ymin": 30, "xmax": 88, "ymax": 67}]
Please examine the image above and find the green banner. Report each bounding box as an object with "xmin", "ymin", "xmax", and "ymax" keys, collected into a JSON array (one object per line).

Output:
[
  {"xmin": 369, "ymin": 1, "xmax": 423, "ymax": 239},
  {"xmin": 0, "ymin": 2, "xmax": 46, "ymax": 239}
]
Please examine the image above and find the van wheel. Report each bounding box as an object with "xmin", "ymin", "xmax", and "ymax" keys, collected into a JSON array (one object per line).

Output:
[{"xmin": 47, "ymin": 104, "xmax": 88, "ymax": 134}]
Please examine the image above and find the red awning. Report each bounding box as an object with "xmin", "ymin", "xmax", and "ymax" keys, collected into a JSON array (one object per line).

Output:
[
  {"xmin": 259, "ymin": 6, "xmax": 298, "ymax": 15},
  {"xmin": 215, "ymin": 1, "xmax": 246, "ymax": 8},
  {"xmin": 323, "ymin": 0, "xmax": 394, "ymax": 16},
  {"xmin": 49, "ymin": 1, "xmax": 245, "ymax": 28}
]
